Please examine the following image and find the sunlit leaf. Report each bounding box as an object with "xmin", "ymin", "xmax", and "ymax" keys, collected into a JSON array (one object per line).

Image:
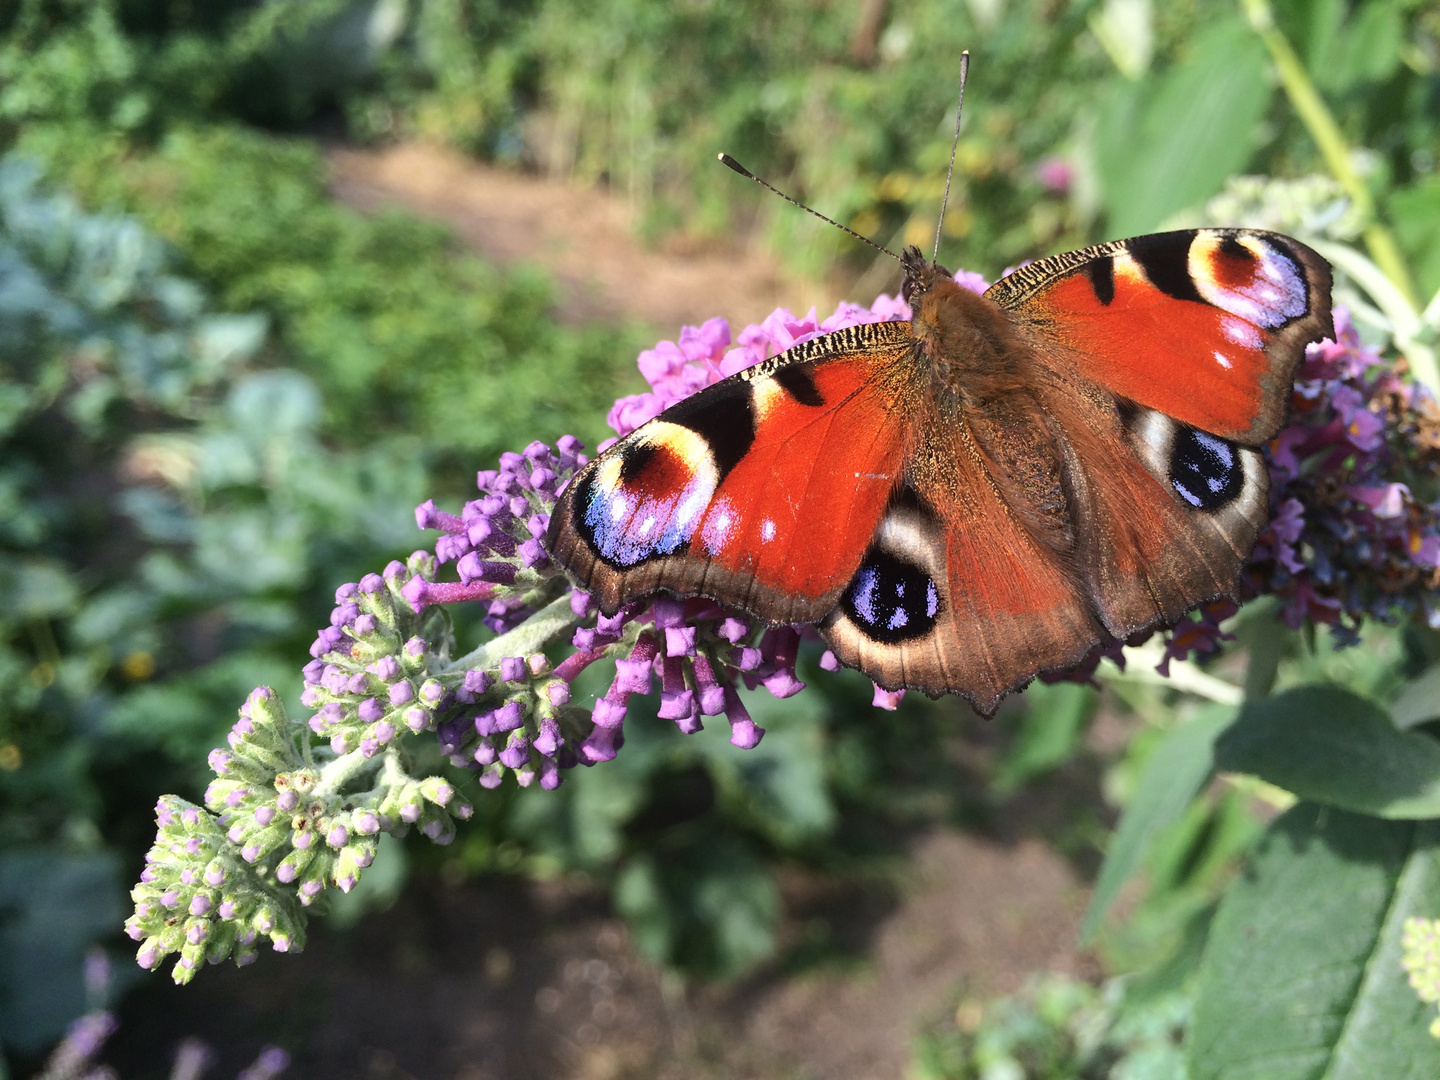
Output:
[
  {"xmin": 1189, "ymin": 806, "xmax": 1440, "ymax": 1079},
  {"xmin": 1215, "ymin": 685, "xmax": 1440, "ymax": 818}
]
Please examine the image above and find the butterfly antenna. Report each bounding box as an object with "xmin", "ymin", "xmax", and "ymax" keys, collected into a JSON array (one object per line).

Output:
[
  {"xmin": 717, "ymin": 153, "xmax": 900, "ymax": 262},
  {"xmin": 932, "ymin": 51, "xmax": 970, "ymax": 264}
]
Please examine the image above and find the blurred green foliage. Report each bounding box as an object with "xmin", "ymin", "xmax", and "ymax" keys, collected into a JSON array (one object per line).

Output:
[
  {"xmin": 2, "ymin": 0, "xmax": 1440, "ymax": 1071},
  {"xmin": 911, "ymin": 975, "xmax": 1189, "ymax": 1080}
]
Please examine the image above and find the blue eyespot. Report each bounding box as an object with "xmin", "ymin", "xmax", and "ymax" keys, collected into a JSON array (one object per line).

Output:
[
  {"xmin": 1170, "ymin": 428, "xmax": 1242, "ymax": 511},
  {"xmin": 843, "ymin": 550, "xmax": 940, "ymax": 644}
]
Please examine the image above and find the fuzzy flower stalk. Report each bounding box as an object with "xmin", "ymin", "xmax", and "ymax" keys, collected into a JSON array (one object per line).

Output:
[{"xmin": 127, "ymin": 264, "xmax": 1440, "ymax": 983}]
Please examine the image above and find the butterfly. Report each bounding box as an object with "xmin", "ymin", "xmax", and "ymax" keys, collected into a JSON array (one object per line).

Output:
[{"xmin": 546, "ymin": 229, "xmax": 1332, "ymax": 715}]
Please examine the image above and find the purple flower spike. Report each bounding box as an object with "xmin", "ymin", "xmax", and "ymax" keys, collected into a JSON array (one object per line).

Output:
[
  {"xmin": 596, "ymin": 610, "xmax": 628, "ymax": 635},
  {"xmin": 533, "ymin": 719, "xmax": 562, "ymax": 756},
  {"xmin": 500, "ymin": 738, "xmax": 531, "ymax": 769},
  {"xmin": 718, "ymin": 617, "xmax": 749, "ymax": 644},
  {"xmin": 723, "ymin": 688, "xmax": 764, "ymax": 749},
  {"xmin": 692, "ymin": 656, "xmax": 728, "ymax": 715},
  {"xmin": 493, "ymin": 700, "xmax": 526, "ymax": 732},
  {"xmin": 580, "ymin": 723, "xmax": 622, "ymax": 763},
  {"xmin": 871, "ymin": 684, "xmax": 906, "ymax": 710},
  {"xmin": 652, "ymin": 597, "xmax": 686, "ymax": 628},
  {"xmin": 665, "ymin": 625, "xmax": 697, "ymax": 657},
  {"xmin": 593, "ymin": 697, "xmax": 627, "ymax": 728},
  {"xmin": 660, "ymin": 688, "xmax": 698, "ymax": 724},
  {"xmin": 763, "ymin": 667, "xmax": 805, "ymax": 698}
]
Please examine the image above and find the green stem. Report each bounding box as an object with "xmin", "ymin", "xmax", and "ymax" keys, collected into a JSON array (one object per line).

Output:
[
  {"xmin": 314, "ymin": 746, "xmax": 383, "ymax": 798},
  {"xmin": 1241, "ymin": 0, "xmax": 1419, "ymax": 309},
  {"xmin": 445, "ymin": 591, "xmax": 582, "ymax": 674}
]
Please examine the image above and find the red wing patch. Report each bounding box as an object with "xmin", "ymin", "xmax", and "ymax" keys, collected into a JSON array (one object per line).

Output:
[
  {"xmin": 989, "ymin": 230, "xmax": 1332, "ymax": 444},
  {"xmin": 547, "ymin": 324, "xmax": 920, "ymax": 623}
]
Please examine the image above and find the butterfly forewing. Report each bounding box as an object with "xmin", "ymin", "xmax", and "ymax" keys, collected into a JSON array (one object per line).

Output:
[
  {"xmin": 989, "ymin": 229, "xmax": 1332, "ymax": 444},
  {"xmin": 547, "ymin": 322, "xmax": 920, "ymax": 624}
]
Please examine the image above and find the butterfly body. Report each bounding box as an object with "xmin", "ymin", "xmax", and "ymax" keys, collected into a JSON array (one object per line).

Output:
[{"xmin": 547, "ymin": 230, "xmax": 1332, "ymax": 715}]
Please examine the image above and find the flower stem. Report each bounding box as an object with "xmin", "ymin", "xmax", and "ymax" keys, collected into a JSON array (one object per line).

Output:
[
  {"xmin": 313, "ymin": 746, "xmax": 383, "ymax": 798},
  {"xmin": 445, "ymin": 592, "xmax": 582, "ymax": 673},
  {"xmin": 1241, "ymin": 0, "xmax": 1419, "ymax": 309}
]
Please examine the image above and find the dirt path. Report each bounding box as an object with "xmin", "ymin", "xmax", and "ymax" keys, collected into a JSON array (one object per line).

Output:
[
  {"xmin": 299, "ymin": 144, "xmax": 1097, "ymax": 1080},
  {"xmin": 327, "ymin": 143, "xmax": 839, "ymax": 334}
]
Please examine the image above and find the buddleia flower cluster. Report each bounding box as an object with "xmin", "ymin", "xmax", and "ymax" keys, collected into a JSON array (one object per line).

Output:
[
  {"xmin": 127, "ymin": 264, "xmax": 1440, "ymax": 983},
  {"xmin": 1403, "ymin": 917, "xmax": 1440, "ymax": 1038}
]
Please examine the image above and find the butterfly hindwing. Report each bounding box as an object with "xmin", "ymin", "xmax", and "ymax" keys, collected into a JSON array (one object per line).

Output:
[
  {"xmin": 989, "ymin": 229, "xmax": 1331, "ymax": 443},
  {"xmin": 821, "ymin": 418, "xmax": 1102, "ymax": 715},
  {"xmin": 547, "ymin": 322, "xmax": 920, "ymax": 623}
]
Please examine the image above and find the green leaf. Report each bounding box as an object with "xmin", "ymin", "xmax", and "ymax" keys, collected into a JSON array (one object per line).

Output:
[
  {"xmin": 1096, "ymin": 17, "xmax": 1272, "ymax": 235},
  {"xmin": 1080, "ymin": 706, "xmax": 1234, "ymax": 944},
  {"xmin": 1215, "ymin": 685, "xmax": 1440, "ymax": 818},
  {"xmin": 994, "ymin": 682, "xmax": 1095, "ymax": 795},
  {"xmin": 1189, "ymin": 806, "xmax": 1440, "ymax": 1079},
  {"xmin": 1392, "ymin": 664, "xmax": 1440, "ymax": 730}
]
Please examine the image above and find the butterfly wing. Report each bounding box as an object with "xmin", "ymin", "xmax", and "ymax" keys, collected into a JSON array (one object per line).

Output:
[
  {"xmin": 826, "ymin": 231, "xmax": 1330, "ymax": 713},
  {"xmin": 819, "ymin": 413, "xmax": 1102, "ymax": 715},
  {"xmin": 986, "ymin": 227, "xmax": 1330, "ymax": 646},
  {"xmin": 547, "ymin": 322, "xmax": 923, "ymax": 623},
  {"xmin": 987, "ymin": 229, "xmax": 1332, "ymax": 443}
]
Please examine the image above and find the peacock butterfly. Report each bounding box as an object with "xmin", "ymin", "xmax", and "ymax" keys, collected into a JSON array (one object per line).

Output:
[{"xmin": 545, "ymin": 193, "xmax": 1332, "ymax": 718}]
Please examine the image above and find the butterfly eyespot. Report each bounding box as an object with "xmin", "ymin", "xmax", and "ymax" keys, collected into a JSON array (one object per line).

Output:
[
  {"xmin": 577, "ymin": 426, "xmax": 719, "ymax": 568},
  {"xmin": 1169, "ymin": 428, "xmax": 1243, "ymax": 511},
  {"xmin": 841, "ymin": 549, "xmax": 941, "ymax": 644}
]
